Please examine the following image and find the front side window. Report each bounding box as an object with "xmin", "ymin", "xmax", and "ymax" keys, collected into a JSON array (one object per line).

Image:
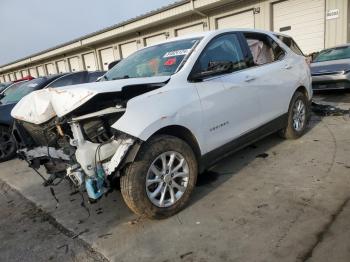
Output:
[
  {"xmin": 103, "ymin": 38, "xmax": 201, "ymax": 80},
  {"xmin": 313, "ymin": 46, "xmax": 350, "ymax": 62},
  {"xmin": 192, "ymin": 33, "xmax": 247, "ymax": 77},
  {"xmin": 48, "ymin": 72, "xmax": 85, "ymax": 88}
]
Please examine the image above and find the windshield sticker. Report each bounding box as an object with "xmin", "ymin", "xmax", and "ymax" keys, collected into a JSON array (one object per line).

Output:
[
  {"xmin": 27, "ymin": 83, "xmax": 38, "ymax": 87},
  {"xmin": 164, "ymin": 57, "xmax": 177, "ymax": 66},
  {"xmin": 163, "ymin": 49, "xmax": 191, "ymax": 58}
]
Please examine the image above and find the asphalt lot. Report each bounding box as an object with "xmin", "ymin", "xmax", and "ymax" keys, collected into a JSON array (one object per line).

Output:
[{"xmin": 0, "ymin": 91, "xmax": 350, "ymax": 262}]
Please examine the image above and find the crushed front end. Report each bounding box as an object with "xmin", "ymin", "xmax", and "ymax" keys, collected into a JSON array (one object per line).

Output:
[{"xmin": 12, "ymin": 103, "xmax": 138, "ymax": 200}]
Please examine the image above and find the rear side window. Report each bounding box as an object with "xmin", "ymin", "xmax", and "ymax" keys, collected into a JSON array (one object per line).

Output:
[
  {"xmin": 193, "ymin": 33, "xmax": 247, "ymax": 75},
  {"xmin": 276, "ymin": 35, "xmax": 304, "ymax": 56},
  {"xmin": 243, "ymin": 32, "xmax": 285, "ymax": 66},
  {"xmin": 48, "ymin": 72, "xmax": 86, "ymax": 88}
]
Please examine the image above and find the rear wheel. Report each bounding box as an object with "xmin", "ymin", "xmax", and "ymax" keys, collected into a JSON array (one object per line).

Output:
[
  {"xmin": 280, "ymin": 91, "xmax": 310, "ymax": 139},
  {"xmin": 0, "ymin": 125, "xmax": 17, "ymax": 162},
  {"xmin": 120, "ymin": 135, "xmax": 198, "ymax": 219}
]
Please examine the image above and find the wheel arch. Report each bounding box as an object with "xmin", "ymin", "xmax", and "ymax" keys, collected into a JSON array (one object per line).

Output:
[
  {"xmin": 151, "ymin": 125, "xmax": 202, "ymax": 163},
  {"xmin": 295, "ymin": 85, "xmax": 310, "ymax": 101}
]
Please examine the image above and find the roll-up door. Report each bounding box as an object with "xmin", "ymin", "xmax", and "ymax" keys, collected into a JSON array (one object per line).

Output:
[
  {"xmin": 29, "ymin": 68, "xmax": 38, "ymax": 78},
  {"xmin": 5, "ymin": 75, "xmax": 10, "ymax": 82},
  {"xmin": 100, "ymin": 48, "xmax": 115, "ymax": 71},
  {"xmin": 272, "ymin": 0, "xmax": 325, "ymax": 54},
  {"xmin": 120, "ymin": 41, "xmax": 138, "ymax": 58},
  {"xmin": 37, "ymin": 66, "xmax": 45, "ymax": 76},
  {"xmin": 145, "ymin": 34, "xmax": 166, "ymax": 46},
  {"xmin": 56, "ymin": 60, "xmax": 67, "ymax": 73},
  {"xmin": 9, "ymin": 73, "xmax": 15, "ymax": 81},
  {"xmin": 15, "ymin": 71, "xmax": 22, "ymax": 80},
  {"xmin": 69, "ymin": 57, "xmax": 80, "ymax": 72},
  {"xmin": 216, "ymin": 10, "xmax": 255, "ymax": 29},
  {"xmin": 176, "ymin": 23, "xmax": 204, "ymax": 36},
  {"xmin": 21, "ymin": 70, "xmax": 28, "ymax": 77},
  {"xmin": 0, "ymin": 76, "xmax": 4, "ymax": 83},
  {"xmin": 83, "ymin": 52, "xmax": 97, "ymax": 71},
  {"xmin": 46, "ymin": 63, "xmax": 56, "ymax": 75}
]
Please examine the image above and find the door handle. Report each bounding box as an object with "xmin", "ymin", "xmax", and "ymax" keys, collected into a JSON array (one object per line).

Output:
[
  {"xmin": 284, "ymin": 64, "xmax": 292, "ymax": 69},
  {"xmin": 244, "ymin": 75, "xmax": 256, "ymax": 82}
]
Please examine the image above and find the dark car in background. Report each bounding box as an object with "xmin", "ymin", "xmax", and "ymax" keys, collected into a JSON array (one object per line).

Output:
[
  {"xmin": 311, "ymin": 44, "xmax": 350, "ymax": 90},
  {"xmin": 0, "ymin": 70, "xmax": 105, "ymax": 162},
  {"xmin": 0, "ymin": 82, "xmax": 14, "ymax": 93}
]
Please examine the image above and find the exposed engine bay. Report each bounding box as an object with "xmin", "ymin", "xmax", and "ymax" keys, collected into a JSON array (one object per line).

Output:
[{"xmin": 11, "ymin": 79, "xmax": 167, "ymax": 200}]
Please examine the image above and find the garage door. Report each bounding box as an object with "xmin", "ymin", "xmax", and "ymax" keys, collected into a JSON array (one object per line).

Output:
[
  {"xmin": 29, "ymin": 68, "xmax": 38, "ymax": 78},
  {"xmin": 21, "ymin": 70, "xmax": 28, "ymax": 77},
  {"xmin": 15, "ymin": 71, "xmax": 22, "ymax": 80},
  {"xmin": 5, "ymin": 75, "xmax": 11, "ymax": 82},
  {"xmin": 120, "ymin": 41, "xmax": 138, "ymax": 58},
  {"xmin": 83, "ymin": 52, "xmax": 97, "ymax": 71},
  {"xmin": 46, "ymin": 63, "xmax": 56, "ymax": 75},
  {"xmin": 9, "ymin": 73, "xmax": 15, "ymax": 81},
  {"xmin": 69, "ymin": 57, "xmax": 80, "ymax": 72},
  {"xmin": 145, "ymin": 34, "xmax": 166, "ymax": 46},
  {"xmin": 100, "ymin": 48, "xmax": 115, "ymax": 71},
  {"xmin": 216, "ymin": 10, "xmax": 255, "ymax": 29},
  {"xmin": 56, "ymin": 60, "xmax": 67, "ymax": 73},
  {"xmin": 176, "ymin": 23, "xmax": 204, "ymax": 36},
  {"xmin": 273, "ymin": 0, "xmax": 325, "ymax": 54},
  {"xmin": 37, "ymin": 66, "xmax": 45, "ymax": 76},
  {"xmin": 0, "ymin": 76, "xmax": 4, "ymax": 83}
]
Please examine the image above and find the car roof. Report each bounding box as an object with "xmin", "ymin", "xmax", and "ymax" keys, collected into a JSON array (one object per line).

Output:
[{"xmin": 145, "ymin": 28, "xmax": 280, "ymax": 48}]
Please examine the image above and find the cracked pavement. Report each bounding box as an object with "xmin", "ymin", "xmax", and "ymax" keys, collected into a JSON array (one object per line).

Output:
[{"xmin": 0, "ymin": 91, "xmax": 349, "ymax": 262}]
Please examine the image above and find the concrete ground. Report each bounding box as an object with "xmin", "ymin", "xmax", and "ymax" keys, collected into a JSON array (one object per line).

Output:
[{"xmin": 0, "ymin": 91, "xmax": 350, "ymax": 262}]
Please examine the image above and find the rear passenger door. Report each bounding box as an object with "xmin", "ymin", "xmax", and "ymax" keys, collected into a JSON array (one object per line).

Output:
[{"xmin": 240, "ymin": 32, "xmax": 295, "ymax": 123}]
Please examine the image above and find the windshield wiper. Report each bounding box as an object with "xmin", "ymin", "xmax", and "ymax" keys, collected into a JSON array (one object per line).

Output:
[{"xmin": 112, "ymin": 75, "xmax": 130, "ymax": 80}]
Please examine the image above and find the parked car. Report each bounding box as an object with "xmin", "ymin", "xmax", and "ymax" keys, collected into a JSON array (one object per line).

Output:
[
  {"xmin": 0, "ymin": 82, "xmax": 13, "ymax": 93},
  {"xmin": 11, "ymin": 29, "xmax": 312, "ymax": 219},
  {"xmin": 311, "ymin": 44, "xmax": 350, "ymax": 90},
  {"xmin": 0, "ymin": 76, "xmax": 35, "ymax": 94},
  {"xmin": 0, "ymin": 71, "xmax": 105, "ymax": 162}
]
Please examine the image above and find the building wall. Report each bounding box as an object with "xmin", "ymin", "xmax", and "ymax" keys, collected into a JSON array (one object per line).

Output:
[{"xmin": 0, "ymin": 0, "xmax": 349, "ymax": 82}]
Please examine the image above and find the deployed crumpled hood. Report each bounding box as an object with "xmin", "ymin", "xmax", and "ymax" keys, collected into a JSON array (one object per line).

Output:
[
  {"xmin": 311, "ymin": 58, "xmax": 350, "ymax": 75},
  {"xmin": 11, "ymin": 76, "xmax": 170, "ymax": 125}
]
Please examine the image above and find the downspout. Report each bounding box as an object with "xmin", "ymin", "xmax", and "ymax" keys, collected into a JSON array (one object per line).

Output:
[{"xmin": 191, "ymin": 0, "xmax": 210, "ymax": 30}]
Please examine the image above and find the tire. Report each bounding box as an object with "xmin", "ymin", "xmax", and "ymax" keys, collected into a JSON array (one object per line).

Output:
[
  {"xmin": 120, "ymin": 135, "xmax": 198, "ymax": 219},
  {"xmin": 280, "ymin": 91, "xmax": 310, "ymax": 139},
  {"xmin": 0, "ymin": 125, "xmax": 17, "ymax": 162}
]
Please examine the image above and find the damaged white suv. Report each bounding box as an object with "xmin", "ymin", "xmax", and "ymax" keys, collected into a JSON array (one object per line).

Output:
[{"xmin": 11, "ymin": 29, "xmax": 312, "ymax": 219}]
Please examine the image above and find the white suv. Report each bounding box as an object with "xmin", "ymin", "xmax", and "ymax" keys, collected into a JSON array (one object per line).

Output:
[{"xmin": 11, "ymin": 29, "xmax": 312, "ymax": 219}]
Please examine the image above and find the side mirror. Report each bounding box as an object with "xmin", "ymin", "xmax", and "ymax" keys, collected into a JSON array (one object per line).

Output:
[{"xmin": 190, "ymin": 61, "xmax": 233, "ymax": 82}]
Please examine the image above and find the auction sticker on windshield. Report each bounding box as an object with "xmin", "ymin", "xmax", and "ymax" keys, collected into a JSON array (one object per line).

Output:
[{"xmin": 163, "ymin": 49, "xmax": 191, "ymax": 58}]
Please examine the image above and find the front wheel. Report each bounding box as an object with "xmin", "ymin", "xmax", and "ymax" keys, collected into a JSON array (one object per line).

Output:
[
  {"xmin": 120, "ymin": 135, "xmax": 198, "ymax": 219},
  {"xmin": 280, "ymin": 91, "xmax": 310, "ymax": 139}
]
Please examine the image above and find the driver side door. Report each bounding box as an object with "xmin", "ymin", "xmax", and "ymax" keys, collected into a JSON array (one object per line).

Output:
[{"xmin": 191, "ymin": 33, "xmax": 262, "ymax": 154}]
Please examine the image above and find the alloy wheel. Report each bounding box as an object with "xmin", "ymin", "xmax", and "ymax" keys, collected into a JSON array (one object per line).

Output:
[
  {"xmin": 292, "ymin": 99, "xmax": 306, "ymax": 132},
  {"xmin": 146, "ymin": 151, "xmax": 189, "ymax": 208}
]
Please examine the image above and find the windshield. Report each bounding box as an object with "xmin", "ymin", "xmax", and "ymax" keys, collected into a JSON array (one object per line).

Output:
[
  {"xmin": 0, "ymin": 82, "xmax": 12, "ymax": 92},
  {"xmin": 104, "ymin": 38, "xmax": 201, "ymax": 80},
  {"xmin": 0, "ymin": 78, "xmax": 45, "ymax": 104},
  {"xmin": 314, "ymin": 46, "xmax": 350, "ymax": 62}
]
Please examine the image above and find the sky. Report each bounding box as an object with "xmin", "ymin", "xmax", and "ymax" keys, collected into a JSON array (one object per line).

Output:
[{"xmin": 0, "ymin": 0, "xmax": 176, "ymax": 65}]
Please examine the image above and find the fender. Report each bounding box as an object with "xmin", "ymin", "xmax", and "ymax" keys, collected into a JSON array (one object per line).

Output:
[{"xmin": 111, "ymin": 82, "xmax": 206, "ymax": 154}]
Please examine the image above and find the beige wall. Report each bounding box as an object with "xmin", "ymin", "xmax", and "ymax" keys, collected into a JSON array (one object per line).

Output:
[
  {"xmin": 325, "ymin": 0, "xmax": 349, "ymax": 48},
  {"xmin": 1, "ymin": 0, "xmax": 349, "ymax": 82}
]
